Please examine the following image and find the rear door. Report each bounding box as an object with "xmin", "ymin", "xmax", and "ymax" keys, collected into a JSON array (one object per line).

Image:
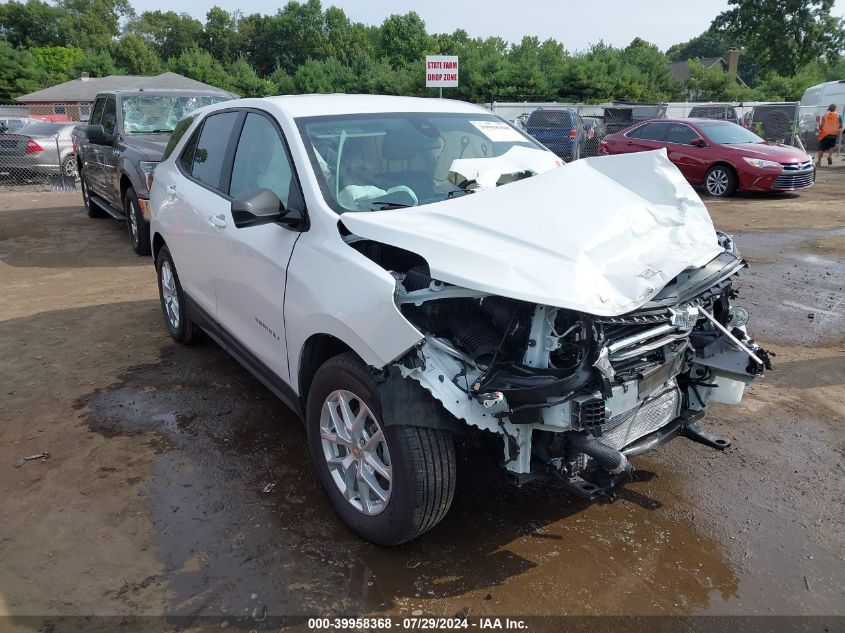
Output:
[
  {"xmin": 213, "ymin": 110, "xmax": 304, "ymax": 385},
  {"xmin": 163, "ymin": 110, "xmax": 242, "ymax": 321}
]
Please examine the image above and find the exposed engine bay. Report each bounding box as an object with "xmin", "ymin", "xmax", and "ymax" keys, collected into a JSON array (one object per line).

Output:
[{"xmin": 347, "ymin": 231, "xmax": 771, "ymax": 499}]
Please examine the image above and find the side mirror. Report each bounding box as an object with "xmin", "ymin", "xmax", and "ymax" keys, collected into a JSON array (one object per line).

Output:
[
  {"xmin": 690, "ymin": 137, "xmax": 707, "ymax": 148},
  {"xmin": 85, "ymin": 124, "xmax": 112, "ymax": 145},
  {"xmin": 231, "ymin": 188, "xmax": 283, "ymax": 228}
]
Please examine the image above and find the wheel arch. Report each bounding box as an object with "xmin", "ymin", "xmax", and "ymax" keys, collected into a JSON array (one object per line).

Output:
[
  {"xmin": 298, "ymin": 333, "xmax": 355, "ymax": 404},
  {"xmin": 151, "ymin": 232, "xmax": 166, "ymax": 263},
  {"xmin": 119, "ymin": 173, "xmax": 134, "ymax": 203}
]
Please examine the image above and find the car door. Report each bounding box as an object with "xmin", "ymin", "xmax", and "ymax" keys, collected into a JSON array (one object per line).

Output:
[
  {"xmin": 664, "ymin": 123, "xmax": 710, "ymax": 183},
  {"xmin": 212, "ymin": 110, "xmax": 305, "ymax": 385},
  {"xmin": 83, "ymin": 98, "xmax": 106, "ymax": 192},
  {"xmin": 164, "ymin": 110, "xmax": 242, "ymax": 322},
  {"xmin": 98, "ymin": 97, "xmax": 120, "ymax": 205},
  {"xmin": 623, "ymin": 121, "xmax": 669, "ymax": 153}
]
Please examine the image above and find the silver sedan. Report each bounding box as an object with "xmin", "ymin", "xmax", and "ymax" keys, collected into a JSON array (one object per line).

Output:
[{"xmin": 0, "ymin": 122, "xmax": 79, "ymax": 181}]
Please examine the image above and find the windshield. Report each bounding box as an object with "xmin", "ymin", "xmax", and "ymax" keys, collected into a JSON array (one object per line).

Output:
[
  {"xmin": 297, "ymin": 112, "xmax": 557, "ymax": 213},
  {"xmin": 122, "ymin": 95, "xmax": 230, "ymax": 134},
  {"xmin": 700, "ymin": 122, "xmax": 764, "ymax": 144}
]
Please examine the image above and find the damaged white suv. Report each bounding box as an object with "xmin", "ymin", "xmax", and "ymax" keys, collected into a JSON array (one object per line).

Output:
[{"xmin": 150, "ymin": 96, "xmax": 769, "ymax": 545}]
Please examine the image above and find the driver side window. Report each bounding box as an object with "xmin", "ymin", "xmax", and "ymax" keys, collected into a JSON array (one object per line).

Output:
[
  {"xmin": 101, "ymin": 98, "xmax": 117, "ymax": 135},
  {"xmin": 229, "ymin": 113, "xmax": 294, "ymax": 208}
]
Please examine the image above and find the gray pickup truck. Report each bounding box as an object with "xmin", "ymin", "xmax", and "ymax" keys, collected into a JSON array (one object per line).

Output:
[{"xmin": 75, "ymin": 89, "xmax": 232, "ymax": 254}]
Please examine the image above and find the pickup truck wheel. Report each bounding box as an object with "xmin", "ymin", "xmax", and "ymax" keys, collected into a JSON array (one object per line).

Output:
[
  {"xmin": 81, "ymin": 169, "xmax": 106, "ymax": 218},
  {"xmin": 124, "ymin": 187, "xmax": 151, "ymax": 256},
  {"xmin": 156, "ymin": 246, "xmax": 199, "ymax": 344},
  {"xmin": 306, "ymin": 352, "xmax": 456, "ymax": 545}
]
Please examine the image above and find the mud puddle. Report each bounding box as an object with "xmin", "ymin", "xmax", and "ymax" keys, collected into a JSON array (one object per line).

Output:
[{"xmin": 75, "ymin": 342, "xmax": 762, "ymax": 621}]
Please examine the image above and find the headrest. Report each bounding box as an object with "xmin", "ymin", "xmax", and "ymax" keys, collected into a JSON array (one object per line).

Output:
[{"xmin": 381, "ymin": 128, "xmax": 440, "ymax": 161}]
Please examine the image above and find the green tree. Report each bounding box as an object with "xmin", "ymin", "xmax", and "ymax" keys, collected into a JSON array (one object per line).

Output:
[
  {"xmin": 167, "ymin": 46, "xmax": 233, "ymax": 91},
  {"xmin": 31, "ymin": 46, "xmax": 85, "ymax": 84},
  {"xmin": 685, "ymin": 59, "xmax": 755, "ymax": 100},
  {"xmin": 58, "ymin": 0, "xmax": 132, "ymax": 51},
  {"xmin": 68, "ymin": 49, "xmax": 119, "ymax": 77},
  {"xmin": 0, "ymin": 40, "xmax": 44, "ymax": 99},
  {"xmin": 226, "ymin": 57, "xmax": 275, "ymax": 96},
  {"xmin": 203, "ymin": 7, "xmax": 238, "ymax": 64},
  {"xmin": 378, "ymin": 12, "xmax": 431, "ymax": 67},
  {"xmin": 714, "ymin": 0, "xmax": 845, "ymax": 76},
  {"xmin": 111, "ymin": 34, "xmax": 162, "ymax": 75},
  {"xmin": 0, "ymin": 0, "xmax": 70, "ymax": 48},
  {"xmin": 128, "ymin": 10, "xmax": 204, "ymax": 61}
]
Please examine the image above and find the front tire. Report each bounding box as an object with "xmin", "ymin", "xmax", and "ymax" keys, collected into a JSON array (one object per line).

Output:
[
  {"xmin": 125, "ymin": 186, "xmax": 151, "ymax": 256},
  {"xmin": 306, "ymin": 353, "xmax": 456, "ymax": 545},
  {"xmin": 704, "ymin": 165, "xmax": 737, "ymax": 197},
  {"xmin": 156, "ymin": 245, "xmax": 199, "ymax": 344}
]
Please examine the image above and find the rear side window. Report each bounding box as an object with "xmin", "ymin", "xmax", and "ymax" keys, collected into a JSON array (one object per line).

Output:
[
  {"xmin": 628, "ymin": 122, "xmax": 668, "ymax": 141},
  {"xmin": 528, "ymin": 110, "xmax": 571, "ymax": 127},
  {"xmin": 163, "ymin": 115, "xmax": 196, "ymax": 161},
  {"xmin": 190, "ymin": 111, "xmax": 239, "ymax": 191}
]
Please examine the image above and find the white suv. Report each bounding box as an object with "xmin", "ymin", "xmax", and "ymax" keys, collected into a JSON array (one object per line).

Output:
[{"xmin": 150, "ymin": 95, "xmax": 768, "ymax": 545}]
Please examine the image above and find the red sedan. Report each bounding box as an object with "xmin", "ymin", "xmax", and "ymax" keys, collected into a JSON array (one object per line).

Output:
[{"xmin": 600, "ymin": 118, "xmax": 815, "ymax": 197}]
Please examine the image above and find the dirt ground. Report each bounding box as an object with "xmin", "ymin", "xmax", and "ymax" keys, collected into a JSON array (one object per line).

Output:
[{"xmin": 0, "ymin": 167, "xmax": 843, "ymax": 632}]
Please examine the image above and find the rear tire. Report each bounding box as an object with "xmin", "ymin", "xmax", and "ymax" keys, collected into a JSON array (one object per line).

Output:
[
  {"xmin": 156, "ymin": 245, "xmax": 199, "ymax": 344},
  {"xmin": 306, "ymin": 352, "xmax": 456, "ymax": 545},
  {"xmin": 81, "ymin": 167, "xmax": 106, "ymax": 218},
  {"xmin": 704, "ymin": 164, "xmax": 737, "ymax": 197},
  {"xmin": 125, "ymin": 186, "xmax": 151, "ymax": 256}
]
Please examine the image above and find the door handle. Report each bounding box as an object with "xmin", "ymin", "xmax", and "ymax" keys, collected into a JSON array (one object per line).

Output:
[
  {"xmin": 208, "ymin": 213, "xmax": 227, "ymax": 229},
  {"xmin": 626, "ymin": 141, "xmax": 633, "ymax": 145},
  {"xmin": 166, "ymin": 185, "xmax": 177, "ymax": 197}
]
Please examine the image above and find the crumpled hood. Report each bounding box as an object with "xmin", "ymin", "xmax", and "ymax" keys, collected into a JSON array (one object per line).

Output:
[
  {"xmin": 124, "ymin": 134, "xmax": 169, "ymax": 161},
  {"xmin": 340, "ymin": 149, "xmax": 724, "ymax": 317}
]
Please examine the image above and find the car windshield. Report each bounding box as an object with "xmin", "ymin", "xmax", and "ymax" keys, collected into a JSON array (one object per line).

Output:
[
  {"xmin": 700, "ymin": 122, "xmax": 765, "ymax": 144},
  {"xmin": 122, "ymin": 95, "xmax": 230, "ymax": 134},
  {"xmin": 297, "ymin": 112, "xmax": 558, "ymax": 213}
]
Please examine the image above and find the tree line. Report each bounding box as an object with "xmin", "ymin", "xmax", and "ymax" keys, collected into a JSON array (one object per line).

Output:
[{"xmin": 1, "ymin": 0, "xmax": 844, "ymax": 103}]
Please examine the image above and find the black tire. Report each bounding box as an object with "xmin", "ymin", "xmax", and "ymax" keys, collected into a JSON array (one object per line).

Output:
[
  {"xmin": 704, "ymin": 164, "xmax": 738, "ymax": 197},
  {"xmin": 156, "ymin": 245, "xmax": 199, "ymax": 344},
  {"xmin": 81, "ymin": 167, "xmax": 106, "ymax": 218},
  {"xmin": 124, "ymin": 186, "xmax": 151, "ymax": 256},
  {"xmin": 306, "ymin": 352, "xmax": 456, "ymax": 545}
]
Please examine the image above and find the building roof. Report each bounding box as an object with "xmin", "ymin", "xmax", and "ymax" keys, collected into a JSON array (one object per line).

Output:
[
  {"xmin": 17, "ymin": 72, "xmax": 232, "ymax": 103},
  {"xmin": 668, "ymin": 57, "xmax": 724, "ymax": 82}
]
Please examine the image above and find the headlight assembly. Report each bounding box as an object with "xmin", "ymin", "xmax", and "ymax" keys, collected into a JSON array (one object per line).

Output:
[{"xmin": 742, "ymin": 157, "xmax": 780, "ymax": 169}]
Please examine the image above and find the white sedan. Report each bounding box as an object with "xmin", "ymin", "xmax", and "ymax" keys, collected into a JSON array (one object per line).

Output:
[{"xmin": 150, "ymin": 95, "xmax": 767, "ymax": 544}]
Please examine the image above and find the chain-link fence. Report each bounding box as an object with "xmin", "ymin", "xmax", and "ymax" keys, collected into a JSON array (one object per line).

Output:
[
  {"xmin": 489, "ymin": 99, "xmax": 838, "ymax": 162},
  {"xmin": 0, "ymin": 104, "xmax": 84, "ymax": 191}
]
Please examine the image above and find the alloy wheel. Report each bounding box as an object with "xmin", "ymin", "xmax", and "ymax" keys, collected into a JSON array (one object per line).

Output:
[
  {"xmin": 63, "ymin": 157, "xmax": 78, "ymax": 180},
  {"xmin": 160, "ymin": 260, "xmax": 180, "ymax": 330},
  {"xmin": 320, "ymin": 389, "xmax": 392, "ymax": 516},
  {"xmin": 706, "ymin": 169, "xmax": 729, "ymax": 196}
]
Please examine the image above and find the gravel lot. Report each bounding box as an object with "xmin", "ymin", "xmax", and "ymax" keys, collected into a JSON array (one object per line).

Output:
[{"xmin": 0, "ymin": 168, "xmax": 843, "ymax": 631}]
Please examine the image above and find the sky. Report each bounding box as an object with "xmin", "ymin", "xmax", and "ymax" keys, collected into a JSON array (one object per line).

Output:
[{"xmin": 127, "ymin": 0, "xmax": 845, "ymax": 53}]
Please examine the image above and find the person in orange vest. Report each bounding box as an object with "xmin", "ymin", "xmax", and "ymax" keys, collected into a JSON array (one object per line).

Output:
[{"xmin": 816, "ymin": 103, "xmax": 843, "ymax": 167}]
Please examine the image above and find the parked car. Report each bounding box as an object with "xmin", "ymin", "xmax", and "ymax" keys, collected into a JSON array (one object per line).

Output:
[
  {"xmin": 600, "ymin": 118, "xmax": 814, "ymax": 197},
  {"xmin": 524, "ymin": 107, "xmax": 585, "ymax": 161},
  {"xmin": 74, "ymin": 89, "xmax": 233, "ymax": 255},
  {"xmin": 581, "ymin": 116, "xmax": 605, "ymax": 156},
  {"xmin": 0, "ymin": 122, "xmax": 79, "ymax": 181},
  {"xmin": 150, "ymin": 95, "xmax": 767, "ymax": 545},
  {"xmin": 688, "ymin": 104, "xmax": 740, "ymax": 124}
]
